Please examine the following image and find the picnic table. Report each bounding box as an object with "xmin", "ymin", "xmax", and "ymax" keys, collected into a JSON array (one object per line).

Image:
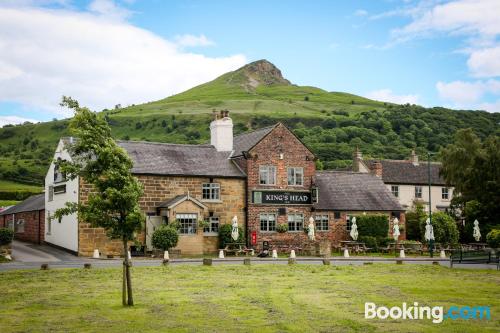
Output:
[
  {"xmin": 466, "ymin": 243, "xmax": 489, "ymax": 251},
  {"xmin": 221, "ymin": 243, "xmax": 254, "ymax": 256},
  {"xmin": 380, "ymin": 243, "xmax": 404, "ymax": 254},
  {"xmin": 340, "ymin": 241, "xmax": 370, "ymax": 254}
]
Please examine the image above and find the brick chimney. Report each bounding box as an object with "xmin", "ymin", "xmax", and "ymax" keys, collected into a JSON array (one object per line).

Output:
[
  {"xmin": 372, "ymin": 161, "xmax": 383, "ymax": 177},
  {"xmin": 410, "ymin": 149, "xmax": 419, "ymax": 166},
  {"xmin": 210, "ymin": 110, "xmax": 233, "ymax": 152},
  {"xmin": 352, "ymin": 147, "xmax": 363, "ymax": 172}
]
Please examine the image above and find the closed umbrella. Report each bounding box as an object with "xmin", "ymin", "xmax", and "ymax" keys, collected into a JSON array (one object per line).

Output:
[
  {"xmin": 424, "ymin": 218, "xmax": 434, "ymax": 242},
  {"xmin": 473, "ymin": 219, "xmax": 481, "ymax": 242},
  {"xmin": 231, "ymin": 216, "xmax": 239, "ymax": 241},
  {"xmin": 392, "ymin": 218, "xmax": 400, "ymax": 241},
  {"xmin": 350, "ymin": 217, "xmax": 358, "ymax": 241},
  {"xmin": 308, "ymin": 217, "xmax": 315, "ymax": 241}
]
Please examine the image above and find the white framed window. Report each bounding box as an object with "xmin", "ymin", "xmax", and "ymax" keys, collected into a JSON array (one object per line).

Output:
[
  {"xmin": 53, "ymin": 158, "xmax": 66, "ymax": 183},
  {"xmin": 288, "ymin": 213, "xmax": 304, "ymax": 232},
  {"xmin": 47, "ymin": 212, "xmax": 52, "ymax": 235},
  {"xmin": 203, "ymin": 216, "xmax": 219, "ymax": 234},
  {"xmin": 48, "ymin": 186, "xmax": 54, "ymax": 202},
  {"xmin": 259, "ymin": 165, "xmax": 276, "ymax": 185},
  {"xmin": 442, "ymin": 187, "xmax": 449, "ymax": 200},
  {"xmin": 176, "ymin": 213, "xmax": 197, "ymax": 235},
  {"xmin": 346, "ymin": 215, "xmax": 352, "ymax": 232},
  {"xmin": 287, "ymin": 167, "xmax": 304, "ymax": 186},
  {"xmin": 391, "ymin": 185, "xmax": 399, "ymax": 198},
  {"xmin": 202, "ymin": 183, "xmax": 220, "ymax": 200},
  {"xmin": 15, "ymin": 219, "xmax": 25, "ymax": 233},
  {"xmin": 260, "ymin": 213, "xmax": 276, "ymax": 232},
  {"xmin": 315, "ymin": 215, "xmax": 329, "ymax": 231},
  {"xmin": 415, "ymin": 186, "xmax": 422, "ymax": 199}
]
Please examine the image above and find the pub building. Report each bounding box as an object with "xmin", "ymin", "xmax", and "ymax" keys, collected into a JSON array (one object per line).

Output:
[{"xmin": 44, "ymin": 110, "xmax": 405, "ymax": 256}]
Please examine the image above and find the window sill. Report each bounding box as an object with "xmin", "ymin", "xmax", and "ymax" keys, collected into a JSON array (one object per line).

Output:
[
  {"xmin": 201, "ymin": 199, "xmax": 222, "ymax": 203},
  {"xmin": 203, "ymin": 233, "xmax": 219, "ymax": 236},
  {"xmin": 260, "ymin": 231, "xmax": 277, "ymax": 234}
]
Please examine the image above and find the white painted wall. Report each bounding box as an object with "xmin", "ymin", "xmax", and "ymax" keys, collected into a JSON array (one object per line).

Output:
[
  {"xmin": 388, "ymin": 184, "xmax": 454, "ymax": 212},
  {"xmin": 44, "ymin": 139, "xmax": 79, "ymax": 252}
]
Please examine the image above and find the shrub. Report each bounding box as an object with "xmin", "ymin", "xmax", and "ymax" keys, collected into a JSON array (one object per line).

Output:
[
  {"xmin": 486, "ymin": 229, "xmax": 500, "ymax": 249},
  {"xmin": 219, "ymin": 224, "xmax": 245, "ymax": 248},
  {"xmin": 358, "ymin": 235, "xmax": 378, "ymax": 251},
  {"xmin": 151, "ymin": 226, "xmax": 179, "ymax": 251},
  {"xmin": 419, "ymin": 212, "xmax": 459, "ymax": 246},
  {"xmin": 356, "ymin": 214, "xmax": 389, "ymax": 238},
  {"xmin": 376, "ymin": 237, "xmax": 393, "ymax": 247},
  {"xmin": 276, "ymin": 224, "xmax": 288, "ymax": 233},
  {"xmin": 405, "ymin": 204, "xmax": 425, "ymax": 241},
  {"xmin": 0, "ymin": 228, "xmax": 14, "ymax": 246}
]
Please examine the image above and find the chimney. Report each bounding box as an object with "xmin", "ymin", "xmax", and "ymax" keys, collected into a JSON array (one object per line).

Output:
[
  {"xmin": 210, "ymin": 110, "xmax": 233, "ymax": 152},
  {"xmin": 410, "ymin": 149, "xmax": 419, "ymax": 166},
  {"xmin": 372, "ymin": 161, "xmax": 383, "ymax": 177},
  {"xmin": 352, "ymin": 147, "xmax": 363, "ymax": 172}
]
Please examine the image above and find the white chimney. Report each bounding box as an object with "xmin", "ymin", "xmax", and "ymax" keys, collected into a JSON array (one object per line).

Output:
[
  {"xmin": 210, "ymin": 110, "xmax": 233, "ymax": 152},
  {"xmin": 410, "ymin": 149, "xmax": 419, "ymax": 166}
]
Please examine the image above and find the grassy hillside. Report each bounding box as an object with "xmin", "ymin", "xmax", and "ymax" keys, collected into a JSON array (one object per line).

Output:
[{"xmin": 0, "ymin": 60, "xmax": 499, "ymax": 197}]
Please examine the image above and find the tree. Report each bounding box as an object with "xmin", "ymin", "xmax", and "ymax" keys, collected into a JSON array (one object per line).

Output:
[
  {"xmin": 53, "ymin": 96, "xmax": 144, "ymax": 306},
  {"xmin": 419, "ymin": 212, "xmax": 459, "ymax": 246},
  {"xmin": 440, "ymin": 129, "xmax": 500, "ymax": 238},
  {"xmin": 405, "ymin": 203, "xmax": 426, "ymax": 241},
  {"xmin": 152, "ymin": 226, "xmax": 179, "ymax": 251}
]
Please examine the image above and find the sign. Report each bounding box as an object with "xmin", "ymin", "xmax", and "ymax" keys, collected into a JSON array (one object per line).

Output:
[
  {"xmin": 251, "ymin": 231, "xmax": 257, "ymax": 245},
  {"xmin": 252, "ymin": 190, "xmax": 312, "ymax": 205}
]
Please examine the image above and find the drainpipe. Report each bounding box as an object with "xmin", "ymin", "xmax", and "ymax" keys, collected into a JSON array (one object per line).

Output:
[{"xmin": 38, "ymin": 210, "xmax": 41, "ymax": 245}]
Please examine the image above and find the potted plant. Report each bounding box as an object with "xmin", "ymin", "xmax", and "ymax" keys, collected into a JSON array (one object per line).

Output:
[{"xmin": 276, "ymin": 224, "xmax": 288, "ymax": 233}]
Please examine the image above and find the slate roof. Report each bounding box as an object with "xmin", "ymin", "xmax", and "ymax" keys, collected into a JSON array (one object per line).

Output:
[
  {"xmin": 0, "ymin": 194, "xmax": 45, "ymax": 216},
  {"xmin": 232, "ymin": 125, "xmax": 276, "ymax": 156},
  {"xmin": 365, "ymin": 160, "xmax": 446, "ymax": 185},
  {"xmin": 157, "ymin": 194, "xmax": 208, "ymax": 210},
  {"xmin": 117, "ymin": 141, "xmax": 245, "ymax": 178},
  {"xmin": 314, "ymin": 171, "xmax": 403, "ymax": 211}
]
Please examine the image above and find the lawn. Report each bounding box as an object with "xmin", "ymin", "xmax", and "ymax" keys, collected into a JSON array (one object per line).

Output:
[{"xmin": 0, "ymin": 265, "xmax": 498, "ymax": 332}]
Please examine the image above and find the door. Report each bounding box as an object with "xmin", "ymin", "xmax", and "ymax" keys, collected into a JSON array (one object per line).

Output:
[{"xmin": 146, "ymin": 216, "xmax": 163, "ymax": 251}]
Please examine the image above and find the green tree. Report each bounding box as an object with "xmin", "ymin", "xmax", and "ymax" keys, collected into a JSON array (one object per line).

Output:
[
  {"xmin": 53, "ymin": 96, "xmax": 144, "ymax": 306},
  {"xmin": 152, "ymin": 226, "xmax": 179, "ymax": 251},
  {"xmin": 420, "ymin": 212, "xmax": 459, "ymax": 246},
  {"xmin": 440, "ymin": 129, "xmax": 500, "ymax": 238},
  {"xmin": 405, "ymin": 203, "xmax": 426, "ymax": 241}
]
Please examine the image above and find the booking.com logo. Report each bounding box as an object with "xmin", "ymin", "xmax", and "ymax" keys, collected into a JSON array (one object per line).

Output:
[{"xmin": 365, "ymin": 302, "xmax": 491, "ymax": 324}]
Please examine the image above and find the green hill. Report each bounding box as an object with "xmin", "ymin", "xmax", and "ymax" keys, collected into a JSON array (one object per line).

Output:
[{"xmin": 1, "ymin": 59, "xmax": 499, "ymax": 197}]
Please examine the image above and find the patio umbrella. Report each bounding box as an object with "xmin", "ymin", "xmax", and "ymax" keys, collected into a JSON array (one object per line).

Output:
[
  {"xmin": 392, "ymin": 218, "xmax": 400, "ymax": 242},
  {"xmin": 350, "ymin": 217, "xmax": 358, "ymax": 241},
  {"xmin": 473, "ymin": 219, "xmax": 481, "ymax": 242},
  {"xmin": 308, "ymin": 216, "xmax": 315, "ymax": 241},
  {"xmin": 231, "ymin": 216, "xmax": 239, "ymax": 241},
  {"xmin": 424, "ymin": 218, "xmax": 434, "ymax": 242}
]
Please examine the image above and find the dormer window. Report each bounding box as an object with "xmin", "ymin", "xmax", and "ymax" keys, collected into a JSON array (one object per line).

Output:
[{"xmin": 54, "ymin": 158, "xmax": 66, "ymax": 183}]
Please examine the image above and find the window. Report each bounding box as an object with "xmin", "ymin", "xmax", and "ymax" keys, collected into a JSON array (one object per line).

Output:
[
  {"xmin": 288, "ymin": 213, "xmax": 304, "ymax": 232},
  {"xmin": 47, "ymin": 212, "xmax": 51, "ymax": 235},
  {"xmin": 48, "ymin": 186, "xmax": 54, "ymax": 202},
  {"xmin": 334, "ymin": 211, "xmax": 341, "ymax": 219},
  {"xmin": 53, "ymin": 158, "xmax": 66, "ymax": 183},
  {"xmin": 442, "ymin": 187, "xmax": 449, "ymax": 200},
  {"xmin": 54, "ymin": 184, "xmax": 66, "ymax": 195},
  {"xmin": 15, "ymin": 219, "xmax": 25, "ymax": 233},
  {"xmin": 415, "ymin": 186, "xmax": 422, "ymax": 199},
  {"xmin": 346, "ymin": 215, "xmax": 352, "ymax": 232},
  {"xmin": 260, "ymin": 213, "xmax": 276, "ymax": 232},
  {"xmin": 315, "ymin": 215, "xmax": 329, "ymax": 231},
  {"xmin": 204, "ymin": 216, "xmax": 219, "ymax": 234},
  {"xmin": 391, "ymin": 185, "xmax": 399, "ymax": 198},
  {"xmin": 287, "ymin": 167, "xmax": 304, "ymax": 186},
  {"xmin": 176, "ymin": 213, "xmax": 197, "ymax": 234},
  {"xmin": 202, "ymin": 183, "xmax": 220, "ymax": 200},
  {"xmin": 259, "ymin": 165, "xmax": 276, "ymax": 185}
]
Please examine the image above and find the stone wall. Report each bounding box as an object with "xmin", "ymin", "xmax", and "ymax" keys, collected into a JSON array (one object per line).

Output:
[
  {"xmin": 78, "ymin": 174, "xmax": 246, "ymax": 256},
  {"xmin": 0, "ymin": 210, "xmax": 45, "ymax": 244}
]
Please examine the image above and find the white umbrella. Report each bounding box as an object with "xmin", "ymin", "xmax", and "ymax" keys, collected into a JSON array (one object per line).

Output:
[
  {"xmin": 350, "ymin": 217, "xmax": 358, "ymax": 241},
  {"xmin": 424, "ymin": 218, "xmax": 435, "ymax": 242},
  {"xmin": 231, "ymin": 216, "xmax": 239, "ymax": 241},
  {"xmin": 392, "ymin": 217, "xmax": 400, "ymax": 242},
  {"xmin": 307, "ymin": 217, "xmax": 315, "ymax": 241},
  {"xmin": 473, "ymin": 219, "xmax": 481, "ymax": 242}
]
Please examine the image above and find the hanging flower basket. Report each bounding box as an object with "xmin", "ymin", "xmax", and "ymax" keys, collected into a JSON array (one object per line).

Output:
[{"xmin": 276, "ymin": 224, "xmax": 288, "ymax": 233}]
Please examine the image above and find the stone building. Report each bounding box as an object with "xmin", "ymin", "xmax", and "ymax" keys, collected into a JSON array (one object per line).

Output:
[
  {"xmin": 0, "ymin": 194, "xmax": 45, "ymax": 244},
  {"xmin": 45, "ymin": 111, "xmax": 404, "ymax": 256},
  {"xmin": 353, "ymin": 148, "xmax": 454, "ymax": 212}
]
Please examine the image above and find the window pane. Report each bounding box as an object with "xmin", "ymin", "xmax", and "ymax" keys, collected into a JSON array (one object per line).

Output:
[{"xmin": 176, "ymin": 214, "xmax": 197, "ymax": 234}]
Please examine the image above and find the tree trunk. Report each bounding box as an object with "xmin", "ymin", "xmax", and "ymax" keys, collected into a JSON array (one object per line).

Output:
[
  {"xmin": 123, "ymin": 238, "xmax": 134, "ymax": 306},
  {"xmin": 122, "ymin": 259, "xmax": 127, "ymax": 306}
]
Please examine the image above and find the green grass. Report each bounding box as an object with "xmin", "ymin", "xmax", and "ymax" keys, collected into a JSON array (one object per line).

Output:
[
  {"xmin": 0, "ymin": 265, "xmax": 498, "ymax": 332},
  {"xmin": 0, "ymin": 200, "xmax": 20, "ymax": 207},
  {"xmin": 0, "ymin": 179, "xmax": 42, "ymax": 192}
]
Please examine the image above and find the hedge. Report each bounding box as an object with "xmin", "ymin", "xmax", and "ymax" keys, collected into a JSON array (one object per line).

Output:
[
  {"xmin": 0, "ymin": 191, "xmax": 40, "ymax": 201},
  {"xmin": 151, "ymin": 226, "xmax": 179, "ymax": 251},
  {"xmin": 219, "ymin": 224, "xmax": 245, "ymax": 249},
  {"xmin": 0, "ymin": 228, "xmax": 14, "ymax": 246},
  {"xmin": 356, "ymin": 214, "xmax": 389, "ymax": 238},
  {"xmin": 486, "ymin": 229, "xmax": 500, "ymax": 249},
  {"xmin": 419, "ymin": 212, "xmax": 459, "ymax": 246}
]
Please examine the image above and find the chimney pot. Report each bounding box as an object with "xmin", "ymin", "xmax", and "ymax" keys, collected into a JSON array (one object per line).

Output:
[
  {"xmin": 210, "ymin": 110, "xmax": 233, "ymax": 152},
  {"xmin": 410, "ymin": 149, "xmax": 419, "ymax": 166},
  {"xmin": 372, "ymin": 161, "xmax": 383, "ymax": 177}
]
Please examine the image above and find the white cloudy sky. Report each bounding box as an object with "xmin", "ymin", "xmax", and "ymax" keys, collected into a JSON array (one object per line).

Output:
[{"xmin": 1, "ymin": 0, "xmax": 500, "ymax": 127}]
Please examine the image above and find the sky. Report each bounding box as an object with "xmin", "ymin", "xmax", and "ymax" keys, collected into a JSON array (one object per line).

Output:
[{"xmin": 1, "ymin": 0, "xmax": 500, "ymax": 126}]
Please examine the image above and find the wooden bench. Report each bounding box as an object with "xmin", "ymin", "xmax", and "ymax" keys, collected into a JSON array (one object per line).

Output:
[
  {"xmin": 221, "ymin": 243, "xmax": 254, "ymax": 256},
  {"xmin": 450, "ymin": 250, "xmax": 499, "ymax": 270}
]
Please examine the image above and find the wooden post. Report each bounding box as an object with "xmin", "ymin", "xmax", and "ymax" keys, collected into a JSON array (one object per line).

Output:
[
  {"xmin": 396, "ymin": 260, "xmax": 403, "ymax": 265},
  {"xmin": 40, "ymin": 263, "xmax": 49, "ymax": 270},
  {"xmin": 84, "ymin": 263, "xmax": 92, "ymax": 269},
  {"xmin": 288, "ymin": 258, "xmax": 296, "ymax": 265},
  {"xmin": 322, "ymin": 258, "xmax": 330, "ymax": 265},
  {"xmin": 243, "ymin": 258, "xmax": 251, "ymax": 265},
  {"xmin": 203, "ymin": 258, "xmax": 212, "ymax": 266},
  {"xmin": 162, "ymin": 259, "xmax": 170, "ymax": 265}
]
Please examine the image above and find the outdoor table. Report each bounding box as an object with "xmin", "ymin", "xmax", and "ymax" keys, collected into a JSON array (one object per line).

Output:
[
  {"xmin": 467, "ymin": 243, "xmax": 489, "ymax": 251},
  {"xmin": 387, "ymin": 243, "xmax": 404, "ymax": 254}
]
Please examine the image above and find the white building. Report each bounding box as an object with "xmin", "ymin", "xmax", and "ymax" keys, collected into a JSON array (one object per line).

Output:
[{"xmin": 353, "ymin": 149, "xmax": 454, "ymax": 212}]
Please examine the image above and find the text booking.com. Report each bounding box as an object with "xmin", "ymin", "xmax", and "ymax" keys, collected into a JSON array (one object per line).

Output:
[{"xmin": 365, "ymin": 302, "xmax": 491, "ymax": 324}]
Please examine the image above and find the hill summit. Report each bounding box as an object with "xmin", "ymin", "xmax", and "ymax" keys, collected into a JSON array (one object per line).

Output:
[{"xmin": 236, "ymin": 59, "xmax": 291, "ymax": 88}]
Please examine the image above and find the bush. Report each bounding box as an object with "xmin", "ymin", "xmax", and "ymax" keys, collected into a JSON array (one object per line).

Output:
[
  {"xmin": 358, "ymin": 235, "xmax": 378, "ymax": 251},
  {"xmin": 219, "ymin": 224, "xmax": 245, "ymax": 249},
  {"xmin": 276, "ymin": 224, "xmax": 288, "ymax": 233},
  {"xmin": 376, "ymin": 237, "xmax": 393, "ymax": 247},
  {"xmin": 419, "ymin": 212, "xmax": 459, "ymax": 246},
  {"xmin": 405, "ymin": 204, "xmax": 426, "ymax": 241},
  {"xmin": 486, "ymin": 229, "xmax": 500, "ymax": 249},
  {"xmin": 151, "ymin": 226, "xmax": 179, "ymax": 251},
  {"xmin": 0, "ymin": 228, "xmax": 14, "ymax": 246},
  {"xmin": 356, "ymin": 214, "xmax": 389, "ymax": 238}
]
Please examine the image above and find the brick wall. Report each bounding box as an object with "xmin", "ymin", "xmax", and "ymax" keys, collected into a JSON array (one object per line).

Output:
[
  {"xmin": 78, "ymin": 174, "xmax": 246, "ymax": 256},
  {"xmin": 0, "ymin": 210, "xmax": 45, "ymax": 244}
]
